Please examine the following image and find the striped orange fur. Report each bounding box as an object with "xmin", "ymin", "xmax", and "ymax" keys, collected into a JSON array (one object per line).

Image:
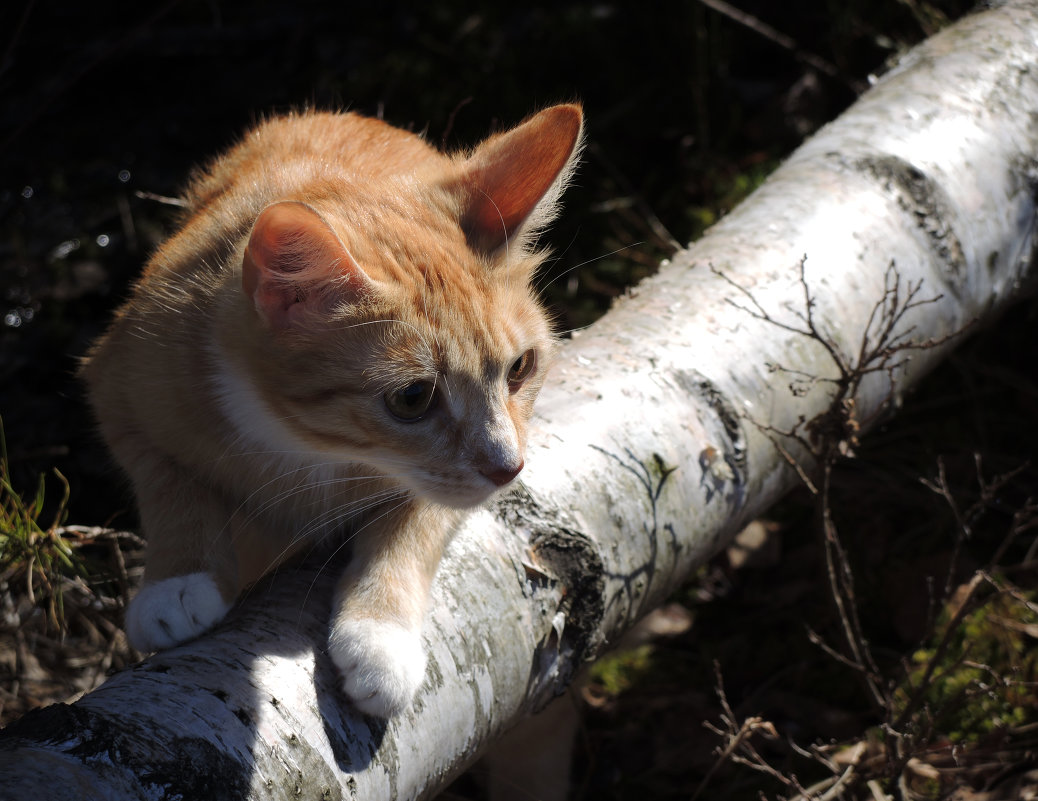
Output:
[{"xmin": 83, "ymin": 104, "xmax": 583, "ymax": 716}]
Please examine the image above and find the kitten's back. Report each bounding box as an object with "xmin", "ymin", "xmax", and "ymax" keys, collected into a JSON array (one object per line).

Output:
[{"xmin": 186, "ymin": 112, "xmax": 442, "ymax": 212}]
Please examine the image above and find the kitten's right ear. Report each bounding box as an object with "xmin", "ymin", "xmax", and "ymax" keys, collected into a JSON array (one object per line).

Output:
[
  {"xmin": 242, "ymin": 201, "xmax": 369, "ymax": 329},
  {"xmin": 453, "ymin": 103, "xmax": 584, "ymax": 254}
]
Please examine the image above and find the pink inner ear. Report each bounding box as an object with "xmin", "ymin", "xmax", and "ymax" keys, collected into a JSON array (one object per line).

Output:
[
  {"xmin": 463, "ymin": 104, "xmax": 583, "ymax": 251},
  {"xmin": 242, "ymin": 201, "xmax": 361, "ymax": 329}
]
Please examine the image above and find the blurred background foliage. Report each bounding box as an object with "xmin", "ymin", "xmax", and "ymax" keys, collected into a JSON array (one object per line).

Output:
[{"xmin": 4, "ymin": 2, "xmax": 1038, "ymax": 799}]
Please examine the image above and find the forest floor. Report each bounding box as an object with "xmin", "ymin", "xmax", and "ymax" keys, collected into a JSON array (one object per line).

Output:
[{"xmin": 2, "ymin": 1, "xmax": 1036, "ymax": 799}]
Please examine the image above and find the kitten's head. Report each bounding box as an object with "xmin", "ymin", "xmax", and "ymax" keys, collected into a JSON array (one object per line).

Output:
[{"xmin": 237, "ymin": 104, "xmax": 583, "ymax": 508}]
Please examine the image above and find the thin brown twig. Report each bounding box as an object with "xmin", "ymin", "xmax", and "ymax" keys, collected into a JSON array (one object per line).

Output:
[
  {"xmin": 891, "ymin": 571, "xmax": 988, "ymax": 732},
  {"xmin": 712, "ymin": 255, "xmax": 1025, "ymax": 794},
  {"xmin": 0, "ymin": 0, "xmax": 36, "ymax": 79},
  {"xmin": 696, "ymin": 0, "xmax": 867, "ymax": 94},
  {"xmin": 694, "ymin": 663, "xmax": 790, "ymax": 801},
  {"xmin": 819, "ymin": 463, "xmax": 888, "ymax": 715},
  {"xmin": 589, "ymin": 142, "xmax": 682, "ymax": 254}
]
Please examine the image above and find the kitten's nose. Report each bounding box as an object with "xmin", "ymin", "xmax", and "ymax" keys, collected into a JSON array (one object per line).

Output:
[{"xmin": 481, "ymin": 461, "xmax": 524, "ymax": 487}]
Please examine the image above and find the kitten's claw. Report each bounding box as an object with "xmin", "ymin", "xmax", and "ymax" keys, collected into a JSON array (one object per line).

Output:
[
  {"xmin": 328, "ymin": 619, "xmax": 427, "ymax": 718},
  {"xmin": 125, "ymin": 573, "xmax": 231, "ymax": 652}
]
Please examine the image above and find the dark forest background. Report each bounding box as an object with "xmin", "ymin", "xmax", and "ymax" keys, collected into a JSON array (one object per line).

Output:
[{"xmin": 0, "ymin": 0, "xmax": 975, "ymax": 523}]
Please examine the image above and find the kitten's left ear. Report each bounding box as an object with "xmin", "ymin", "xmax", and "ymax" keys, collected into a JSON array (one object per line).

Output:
[
  {"xmin": 242, "ymin": 201, "xmax": 371, "ymax": 329},
  {"xmin": 452, "ymin": 103, "xmax": 584, "ymax": 253}
]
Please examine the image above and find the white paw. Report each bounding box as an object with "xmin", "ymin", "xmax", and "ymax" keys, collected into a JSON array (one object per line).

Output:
[
  {"xmin": 328, "ymin": 618, "xmax": 427, "ymax": 718},
  {"xmin": 125, "ymin": 573, "xmax": 231, "ymax": 652}
]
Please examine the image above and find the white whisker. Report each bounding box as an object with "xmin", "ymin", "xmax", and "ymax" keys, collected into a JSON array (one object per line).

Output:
[
  {"xmin": 243, "ymin": 484, "xmax": 411, "ymax": 584},
  {"xmin": 297, "ymin": 493, "xmax": 414, "ymax": 616},
  {"xmin": 534, "ymin": 243, "xmax": 643, "ymax": 293},
  {"xmin": 553, "ymin": 322, "xmax": 595, "ymax": 339},
  {"xmin": 477, "ymin": 187, "xmax": 509, "ymax": 262}
]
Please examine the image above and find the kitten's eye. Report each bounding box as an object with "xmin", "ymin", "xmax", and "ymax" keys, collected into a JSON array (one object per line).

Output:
[
  {"xmin": 384, "ymin": 381, "xmax": 438, "ymax": 422},
  {"xmin": 507, "ymin": 349, "xmax": 537, "ymax": 391}
]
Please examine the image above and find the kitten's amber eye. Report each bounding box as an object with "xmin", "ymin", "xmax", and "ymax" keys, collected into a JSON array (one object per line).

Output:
[
  {"xmin": 507, "ymin": 349, "xmax": 537, "ymax": 391},
  {"xmin": 384, "ymin": 381, "xmax": 438, "ymax": 422}
]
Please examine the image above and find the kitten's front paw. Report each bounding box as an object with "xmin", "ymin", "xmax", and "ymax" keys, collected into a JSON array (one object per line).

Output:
[
  {"xmin": 125, "ymin": 573, "xmax": 231, "ymax": 652},
  {"xmin": 328, "ymin": 618, "xmax": 427, "ymax": 718}
]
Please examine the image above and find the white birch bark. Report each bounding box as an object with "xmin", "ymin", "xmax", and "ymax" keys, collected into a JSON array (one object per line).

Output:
[{"xmin": 3, "ymin": 2, "xmax": 1038, "ymax": 798}]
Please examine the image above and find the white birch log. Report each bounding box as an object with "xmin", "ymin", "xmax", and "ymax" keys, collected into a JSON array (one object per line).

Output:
[{"xmin": 3, "ymin": 2, "xmax": 1038, "ymax": 798}]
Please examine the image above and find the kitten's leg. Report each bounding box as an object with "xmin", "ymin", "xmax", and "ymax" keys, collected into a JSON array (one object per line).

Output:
[
  {"xmin": 122, "ymin": 453, "xmax": 241, "ymax": 652},
  {"xmin": 328, "ymin": 504, "xmax": 455, "ymax": 718}
]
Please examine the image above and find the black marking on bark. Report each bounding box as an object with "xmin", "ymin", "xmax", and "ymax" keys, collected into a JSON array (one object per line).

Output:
[
  {"xmin": 138, "ymin": 661, "xmax": 173, "ymax": 674},
  {"xmin": 0, "ymin": 701, "xmax": 91, "ymax": 749},
  {"xmin": 590, "ymin": 446, "xmax": 680, "ymax": 631},
  {"xmin": 857, "ymin": 155, "xmax": 967, "ymax": 292},
  {"xmin": 1009, "ymin": 153, "xmax": 1038, "ymax": 285},
  {"xmin": 137, "ymin": 737, "xmax": 251, "ymax": 800},
  {"xmin": 0, "ymin": 702, "xmax": 252, "ymax": 800},
  {"xmin": 495, "ymin": 487, "xmax": 606, "ymax": 682},
  {"xmin": 674, "ymin": 370, "xmax": 748, "ymax": 507}
]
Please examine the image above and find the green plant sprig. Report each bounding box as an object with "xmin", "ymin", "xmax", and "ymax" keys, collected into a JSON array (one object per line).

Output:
[{"xmin": 0, "ymin": 416, "xmax": 84, "ymax": 631}]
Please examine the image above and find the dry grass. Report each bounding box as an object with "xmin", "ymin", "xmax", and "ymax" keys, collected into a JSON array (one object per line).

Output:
[{"xmin": 0, "ymin": 520, "xmax": 143, "ymax": 725}]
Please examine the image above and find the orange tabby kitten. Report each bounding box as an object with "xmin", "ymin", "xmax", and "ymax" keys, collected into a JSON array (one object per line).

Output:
[{"xmin": 83, "ymin": 104, "xmax": 583, "ymax": 717}]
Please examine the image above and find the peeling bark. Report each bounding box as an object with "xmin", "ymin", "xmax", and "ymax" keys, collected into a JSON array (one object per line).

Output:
[{"xmin": 3, "ymin": 2, "xmax": 1038, "ymax": 798}]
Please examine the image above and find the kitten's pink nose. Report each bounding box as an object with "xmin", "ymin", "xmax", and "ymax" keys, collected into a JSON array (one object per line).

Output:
[{"xmin": 481, "ymin": 461, "xmax": 524, "ymax": 487}]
